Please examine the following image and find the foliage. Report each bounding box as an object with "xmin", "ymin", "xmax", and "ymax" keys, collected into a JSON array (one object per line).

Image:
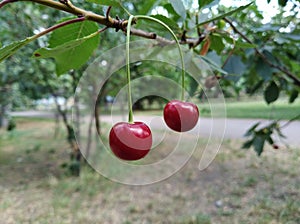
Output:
[
  {"xmin": 0, "ymin": 0, "xmax": 300, "ymax": 156},
  {"xmin": 242, "ymin": 121, "xmax": 281, "ymax": 156},
  {"xmin": 6, "ymin": 117, "xmax": 16, "ymax": 131}
]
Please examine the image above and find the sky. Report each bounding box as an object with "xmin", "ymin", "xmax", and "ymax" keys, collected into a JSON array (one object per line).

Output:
[
  {"xmin": 219, "ymin": 0, "xmax": 280, "ymax": 23},
  {"xmin": 152, "ymin": 0, "xmax": 300, "ymax": 26},
  {"xmin": 153, "ymin": 0, "xmax": 285, "ymax": 24}
]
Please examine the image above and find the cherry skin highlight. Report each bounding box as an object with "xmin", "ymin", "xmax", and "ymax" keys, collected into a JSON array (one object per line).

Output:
[
  {"xmin": 109, "ymin": 122, "xmax": 152, "ymax": 160},
  {"xmin": 163, "ymin": 100, "xmax": 199, "ymax": 132}
]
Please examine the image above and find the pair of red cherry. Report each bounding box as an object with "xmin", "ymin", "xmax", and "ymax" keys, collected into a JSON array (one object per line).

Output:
[{"xmin": 109, "ymin": 100, "xmax": 199, "ymax": 161}]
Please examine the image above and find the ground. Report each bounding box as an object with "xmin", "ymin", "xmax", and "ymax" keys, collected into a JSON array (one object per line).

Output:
[{"xmin": 0, "ymin": 118, "xmax": 299, "ymax": 223}]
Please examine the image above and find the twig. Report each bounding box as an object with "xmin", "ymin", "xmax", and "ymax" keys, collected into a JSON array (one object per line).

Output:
[
  {"xmin": 195, "ymin": 13, "xmax": 201, "ymax": 36},
  {"xmin": 97, "ymin": 26, "xmax": 109, "ymax": 34},
  {"xmin": 34, "ymin": 16, "xmax": 85, "ymax": 39},
  {"xmin": 1, "ymin": 0, "xmax": 205, "ymax": 48},
  {"xmin": 1, "ymin": 0, "xmax": 207, "ymax": 51},
  {"xmin": 222, "ymin": 49, "xmax": 234, "ymax": 68},
  {"xmin": 223, "ymin": 17, "xmax": 300, "ymax": 87},
  {"xmin": 281, "ymin": 113, "xmax": 300, "ymax": 129},
  {"xmin": 0, "ymin": 0, "xmax": 17, "ymax": 8},
  {"xmin": 106, "ymin": 6, "xmax": 112, "ymax": 19},
  {"xmin": 130, "ymin": 28, "xmax": 204, "ymax": 47}
]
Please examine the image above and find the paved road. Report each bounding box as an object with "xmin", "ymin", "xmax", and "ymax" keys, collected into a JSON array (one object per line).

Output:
[
  {"xmin": 11, "ymin": 111, "xmax": 300, "ymax": 147},
  {"xmin": 101, "ymin": 115, "xmax": 300, "ymax": 147}
]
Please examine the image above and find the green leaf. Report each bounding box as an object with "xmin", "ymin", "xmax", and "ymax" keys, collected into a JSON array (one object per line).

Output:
[
  {"xmin": 289, "ymin": 89, "xmax": 299, "ymax": 103},
  {"xmin": 276, "ymin": 128, "xmax": 286, "ymax": 138},
  {"xmin": 198, "ymin": 0, "xmax": 215, "ymax": 9},
  {"xmin": 254, "ymin": 23, "xmax": 281, "ymax": 32},
  {"xmin": 285, "ymin": 34, "xmax": 300, "ymax": 42},
  {"xmin": 163, "ymin": 3, "xmax": 181, "ymax": 20},
  {"xmin": 0, "ymin": 38, "xmax": 32, "ymax": 63},
  {"xmin": 151, "ymin": 15, "xmax": 179, "ymax": 31},
  {"xmin": 139, "ymin": 0, "xmax": 157, "ymax": 15},
  {"xmin": 242, "ymin": 139, "xmax": 253, "ymax": 149},
  {"xmin": 33, "ymin": 31, "xmax": 99, "ymax": 75},
  {"xmin": 223, "ymin": 55, "xmax": 246, "ymax": 76},
  {"xmin": 249, "ymin": 80, "xmax": 264, "ymax": 95},
  {"xmin": 264, "ymin": 81, "xmax": 280, "ymax": 104},
  {"xmin": 86, "ymin": 0, "xmax": 120, "ymax": 6},
  {"xmin": 170, "ymin": 0, "xmax": 186, "ymax": 20},
  {"xmin": 206, "ymin": 51, "xmax": 222, "ymax": 66},
  {"xmin": 252, "ymin": 136, "xmax": 265, "ymax": 156},
  {"xmin": 256, "ymin": 59, "xmax": 273, "ymax": 81},
  {"xmin": 222, "ymin": 34, "xmax": 234, "ymax": 45},
  {"xmin": 187, "ymin": 75, "xmax": 198, "ymax": 96},
  {"xmin": 244, "ymin": 122, "xmax": 260, "ymax": 137},
  {"xmin": 195, "ymin": 2, "xmax": 253, "ymax": 28},
  {"xmin": 48, "ymin": 18, "xmax": 98, "ymax": 48},
  {"xmin": 33, "ymin": 18, "xmax": 99, "ymax": 75},
  {"xmin": 235, "ymin": 41, "xmax": 256, "ymax": 48},
  {"xmin": 199, "ymin": 55, "xmax": 228, "ymax": 74},
  {"xmin": 210, "ymin": 33, "xmax": 225, "ymax": 54},
  {"xmin": 278, "ymin": 0, "xmax": 288, "ymax": 7},
  {"xmin": 262, "ymin": 50, "xmax": 277, "ymax": 64},
  {"xmin": 266, "ymin": 136, "xmax": 274, "ymax": 145},
  {"xmin": 202, "ymin": 0, "xmax": 220, "ymax": 8}
]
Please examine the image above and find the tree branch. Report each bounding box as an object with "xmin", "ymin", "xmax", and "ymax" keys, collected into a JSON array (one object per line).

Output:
[
  {"xmin": 0, "ymin": 0, "xmax": 17, "ymax": 8},
  {"xmin": 34, "ymin": 16, "xmax": 86, "ymax": 39},
  {"xmin": 21, "ymin": 0, "xmax": 127, "ymax": 28},
  {"xmin": 1, "ymin": 0, "xmax": 205, "ymax": 49},
  {"xmin": 130, "ymin": 28, "xmax": 204, "ymax": 47},
  {"xmin": 224, "ymin": 17, "xmax": 300, "ymax": 87}
]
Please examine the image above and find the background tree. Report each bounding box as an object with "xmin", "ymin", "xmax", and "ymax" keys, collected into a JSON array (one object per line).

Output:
[{"xmin": 0, "ymin": 0, "xmax": 299, "ymax": 170}]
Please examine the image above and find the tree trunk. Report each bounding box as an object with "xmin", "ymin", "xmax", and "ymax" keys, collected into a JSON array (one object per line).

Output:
[
  {"xmin": 85, "ymin": 111, "xmax": 94, "ymax": 161},
  {"xmin": 43, "ymin": 74, "xmax": 81, "ymax": 176},
  {"xmin": 0, "ymin": 104, "xmax": 4, "ymax": 128}
]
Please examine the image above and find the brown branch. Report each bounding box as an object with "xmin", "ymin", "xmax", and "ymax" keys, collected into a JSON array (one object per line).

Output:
[
  {"xmin": 281, "ymin": 113, "xmax": 300, "ymax": 129},
  {"xmin": 34, "ymin": 16, "xmax": 86, "ymax": 39},
  {"xmin": 0, "ymin": 0, "xmax": 17, "ymax": 8},
  {"xmin": 224, "ymin": 17, "xmax": 300, "ymax": 87},
  {"xmin": 1, "ymin": 0, "xmax": 206, "ymax": 48},
  {"xmin": 222, "ymin": 49, "xmax": 234, "ymax": 68},
  {"xmin": 23, "ymin": 0, "xmax": 127, "ymax": 29},
  {"xmin": 130, "ymin": 28, "xmax": 204, "ymax": 47},
  {"xmin": 106, "ymin": 6, "xmax": 112, "ymax": 19}
]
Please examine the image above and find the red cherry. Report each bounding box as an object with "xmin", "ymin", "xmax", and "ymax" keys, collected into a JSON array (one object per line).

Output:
[
  {"xmin": 272, "ymin": 144, "xmax": 279, "ymax": 150},
  {"xmin": 109, "ymin": 122, "xmax": 152, "ymax": 160},
  {"xmin": 163, "ymin": 100, "xmax": 199, "ymax": 132}
]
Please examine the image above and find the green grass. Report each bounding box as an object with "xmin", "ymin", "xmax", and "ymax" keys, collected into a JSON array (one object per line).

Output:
[
  {"xmin": 200, "ymin": 98, "xmax": 300, "ymax": 120},
  {"xmin": 132, "ymin": 97, "xmax": 300, "ymax": 121}
]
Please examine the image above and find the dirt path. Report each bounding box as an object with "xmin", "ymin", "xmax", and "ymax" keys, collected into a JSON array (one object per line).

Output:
[
  {"xmin": 3, "ymin": 112, "xmax": 300, "ymax": 223},
  {"xmin": 101, "ymin": 115, "xmax": 300, "ymax": 147}
]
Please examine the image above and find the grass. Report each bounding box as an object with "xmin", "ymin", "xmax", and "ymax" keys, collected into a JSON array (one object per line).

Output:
[
  {"xmin": 199, "ymin": 97, "xmax": 300, "ymax": 120},
  {"xmin": 0, "ymin": 118, "xmax": 299, "ymax": 223},
  {"xmin": 132, "ymin": 97, "xmax": 300, "ymax": 121}
]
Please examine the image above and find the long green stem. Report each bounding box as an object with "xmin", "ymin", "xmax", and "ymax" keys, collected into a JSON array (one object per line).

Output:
[
  {"xmin": 125, "ymin": 14, "xmax": 186, "ymax": 122},
  {"xmin": 134, "ymin": 15, "xmax": 186, "ymax": 100},
  {"xmin": 126, "ymin": 15, "xmax": 135, "ymax": 123}
]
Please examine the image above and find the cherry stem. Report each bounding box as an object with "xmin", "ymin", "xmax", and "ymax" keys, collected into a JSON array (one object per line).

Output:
[
  {"xmin": 125, "ymin": 14, "xmax": 186, "ymax": 123},
  {"xmin": 126, "ymin": 15, "xmax": 135, "ymax": 123},
  {"xmin": 134, "ymin": 15, "xmax": 186, "ymax": 101}
]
